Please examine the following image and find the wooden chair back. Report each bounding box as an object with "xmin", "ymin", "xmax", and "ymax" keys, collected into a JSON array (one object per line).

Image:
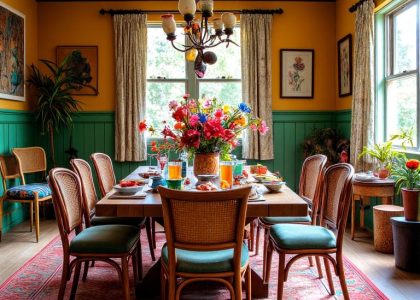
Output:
[
  {"xmin": 70, "ymin": 158, "xmax": 98, "ymax": 226},
  {"xmin": 48, "ymin": 168, "xmax": 84, "ymax": 248},
  {"xmin": 315, "ymin": 163, "xmax": 354, "ymax": 249},
  {"xmin": 159, "ymin": 186, "xmax": 251, "ymax": 271},
  {"xmin": 90, "ymin": 153, "xmax": 116, "ymax": 197},
  {"xmin": 299, "ymin": 154, "xmax": 327, "ymax": 205},
  {"xmin": 12, "ymin": 147, "xmax": 47, "ymax": 184},
  {"xmin": 0, "ymin": 155, "xmax": 20, "ymax": 192}
]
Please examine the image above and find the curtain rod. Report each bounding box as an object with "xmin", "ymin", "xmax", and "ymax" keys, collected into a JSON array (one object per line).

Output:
[
  {"xmin": 349, "ymin": 0, "xmax": 369, "ymax": 13},
  {"xmin": 99, "ymin": 8, "xmax": 283, "ymax": 16}
]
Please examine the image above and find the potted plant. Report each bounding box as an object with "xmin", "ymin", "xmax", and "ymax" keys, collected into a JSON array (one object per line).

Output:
[
  {"xmin": 391, "ymin": 157, "xmax": 420, "ymax": 221},
  {"xmin": 27, "ymin": 51, "xmax": 95, "ymax": 167}
]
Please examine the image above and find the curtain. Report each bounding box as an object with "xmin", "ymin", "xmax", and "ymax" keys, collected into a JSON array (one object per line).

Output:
[
  {"xmin": 113, "ymin": 14, "xmax": 147, "ymax": 162},
  {"xmin": 350, "ymin": 0, "xmax": 375, "ymax": 172},
  {"xmin": 240, "ymin": 14, "xmax": 274, "ymax": 160}
]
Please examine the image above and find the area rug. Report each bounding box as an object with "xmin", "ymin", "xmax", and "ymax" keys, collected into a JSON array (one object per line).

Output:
[{"xmin": 0, "ymin": 229, "xmax": 388, "ymax": 300}]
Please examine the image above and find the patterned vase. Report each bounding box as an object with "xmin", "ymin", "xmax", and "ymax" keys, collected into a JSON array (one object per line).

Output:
[
  {"xmin": 402, "ymin": 188, "xmax": 419, "ymax": 221},
  {"xmin": 193, "ymin": 153, "xmax": 219, "ymax": 177}
]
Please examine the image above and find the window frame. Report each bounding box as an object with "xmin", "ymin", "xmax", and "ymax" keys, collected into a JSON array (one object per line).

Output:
[{"xmin": 375, "ymin": 0, "xmax": 420, "ymax": 151}]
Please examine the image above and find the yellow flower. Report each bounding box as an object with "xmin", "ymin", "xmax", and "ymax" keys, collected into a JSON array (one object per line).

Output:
[{"xmin": 223, "ymin": 104, "xmax": 232, "ymax": 114}]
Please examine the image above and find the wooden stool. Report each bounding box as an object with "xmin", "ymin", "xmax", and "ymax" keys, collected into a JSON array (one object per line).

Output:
[
  {"xmin": 373, "ymin": 205, "xmax": 403, "ymax": 253},
  {"xmin": 352, "ymin": 179, "xmax": 395, "ymax": 240}
]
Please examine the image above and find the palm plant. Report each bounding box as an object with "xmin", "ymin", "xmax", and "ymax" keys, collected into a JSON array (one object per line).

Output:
[{"xmin": 27, "ymin": 51, "xmax": 94, "ymax": 166}]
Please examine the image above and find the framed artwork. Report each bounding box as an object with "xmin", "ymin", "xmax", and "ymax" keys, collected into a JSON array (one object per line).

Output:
[
  {"xmin": 338, "ymin": 34, "xmax": 352, "ymax": 97},
  {"xmin": 0, "ymin": 2, "xmax": 25, "ymax": 101},
  {"xmin": 56, "ymin": 45, "xmax": 98, "ymax": 95},
  {"xmin": 280, "ymin": 49, "xmax": 314, "ymax": 99}
]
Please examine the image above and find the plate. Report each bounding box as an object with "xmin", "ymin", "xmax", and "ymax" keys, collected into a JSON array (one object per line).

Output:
[
  {"xmin": 114, "ymin": 184, "xmax": 143, "ymax": 194},
  {"xmin": 355, "ymin": 173, "xmax": 376, "ymax": 182}
]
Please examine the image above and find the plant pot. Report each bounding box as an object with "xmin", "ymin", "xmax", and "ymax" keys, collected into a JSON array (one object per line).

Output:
[
  {"xmin": 378, "ymin": 168, "xmax": 390, "ymax": 179},
  {"xmin": 402, "ymin": 188, "xmax": 420, "ymax": 221},
  {"xmin": 193, "ymin": 153, "xmax": 219, "ymax": 177}
]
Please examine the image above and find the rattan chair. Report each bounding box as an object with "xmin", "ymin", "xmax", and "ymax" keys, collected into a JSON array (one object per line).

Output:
[
  {"xmin": 265, "ymin": 163, "xmax": 354, "ymax": 300},
  {"xmin": 48, "ymin": 168, "xmax": 141, "ymax": 300},
  {"xmin": 89, "ymin": 153, "xmax": 156, "ymax": 261},
  {"xmin": 159, "ymin": 186, "xmax": 252, "ymax": 300},
  {"xmin": 71, "ymin": 158, "xmax": 156, "ymax": 278},
  {"xmin": 0, "ymin": 147, "xmax": 52, "ymax": 242}
]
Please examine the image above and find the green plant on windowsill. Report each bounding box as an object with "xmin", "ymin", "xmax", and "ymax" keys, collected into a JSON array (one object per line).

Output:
[{"xmin": 358, "ymin": 128, "xmax": 414, "ymax": 178}]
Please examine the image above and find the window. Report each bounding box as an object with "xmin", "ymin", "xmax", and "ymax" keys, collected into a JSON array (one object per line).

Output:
[
  {"xmin": 377, "ymin": 0, "xmax": 419, "ymax": 149},
  {"xmin": 146, "ymin": 26, "xmax": 242, "ymax": 131}
]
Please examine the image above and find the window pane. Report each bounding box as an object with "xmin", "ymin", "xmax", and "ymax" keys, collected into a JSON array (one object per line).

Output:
[
  {"xmin": 199, "ymin": 82, "xmax": 242, "ymax": 107},
  {"xmin": 146, "ymin": 82, "xmax": 186, "ymax": 130},
  {"xmin": 393, "ymin": 4, "xmax": 417, "ymax": 74},
  {"xmin": 386, "ymin": 75, "xmax": 418, "ymax": 146},
  {"xmin": 147, "ymin": 27, "xmax": 186, "ymax": 79},
  {"xmin": 202, "ymin": 29, "xmax": 241, "ymax": 79}
]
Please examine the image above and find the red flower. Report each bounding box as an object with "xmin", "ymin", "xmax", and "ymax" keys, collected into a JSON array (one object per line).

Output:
[
  {"xmin": 172, "ymin": 106, "xmax": 188, "ymax": 122},
  {"xmin": 214, "ymin": 109, "xmax": 224, "ymax": 119},
  {"xmin": 183, "ymin": 94, "xmax": 190, "ymax": 100},
  {"xmin": 181, "ymin": 129, "xmax": 201, "ymax": 148},
  {"xmin": 203, "ymin": 119, "xmax": 224, "ymax": 140},
  {"xmin": 151, "ymin": 141, "xmax": 156, "ymax": 147},
  {"xmin": 138, "ymin": 120, "xmax": 147, "ymax": 133},
  {"xmin": 151, "ymin": 146, "xmax": 158, "ymax": 152},
  {"xmin": 162, "ymin": 126, "xmax": 177, "ymax": 140},
  {"xmin": 222, "ymin": 129, "xmax": 235, "ymax": 141},
  {"xmin": 406, "ymin": 159, "xmax": 420, "ymax": 170}
]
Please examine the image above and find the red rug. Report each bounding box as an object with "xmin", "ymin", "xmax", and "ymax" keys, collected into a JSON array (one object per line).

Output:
[{"xmin": 0, "ymin": 229, "xmax": 388, "ymax": 300}]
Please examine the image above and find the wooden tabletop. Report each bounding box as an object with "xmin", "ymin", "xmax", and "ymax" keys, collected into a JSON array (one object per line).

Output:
[{"xmin": 96, "ymin": 166, "xmax": 308, "ymax": 218}]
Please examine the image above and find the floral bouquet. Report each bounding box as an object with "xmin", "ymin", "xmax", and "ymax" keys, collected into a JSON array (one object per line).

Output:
[{"xmin": 139, "ymin": 95, "xmax": 268, "ymax": 160}]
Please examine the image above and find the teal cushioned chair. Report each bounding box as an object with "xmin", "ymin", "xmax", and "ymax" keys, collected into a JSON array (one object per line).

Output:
[
  {"xmin": 265, "ymin": 163, "xmax": 354, "ymax": 300},
  {"xmin": 48, "ymin": 168, "xmax": 141, "ymax": 300},
  {"xmin": 159, "ymin": 186, "xmax": 252, "ymax": 300}
]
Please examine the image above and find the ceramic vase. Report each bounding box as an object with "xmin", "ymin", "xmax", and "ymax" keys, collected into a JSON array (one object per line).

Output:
[{"xmin": 193, "ymin": 153, "xmax": 219, "ymax": 177}]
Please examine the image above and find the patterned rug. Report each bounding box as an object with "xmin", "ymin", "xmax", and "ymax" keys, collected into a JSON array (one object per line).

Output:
[{"xmin": 0, "ymin": 229, "xmax": 388, "ymax": 300}]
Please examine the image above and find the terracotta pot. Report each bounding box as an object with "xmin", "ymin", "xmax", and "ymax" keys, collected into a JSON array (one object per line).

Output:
[
  {"xmin": 193, "ymin": 153, "xmax": 220, "ymax": 177},
  {"xmin": 402, "ymin": 188, "xmax": 420, "ymax": 221},
  {"xmin": 378, "ymin": 168, "xmax": 390, "ymax": 179}
]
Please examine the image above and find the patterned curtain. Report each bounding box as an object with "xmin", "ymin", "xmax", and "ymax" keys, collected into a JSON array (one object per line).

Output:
[
  {"xmin": 240, "ymin": 14, "xmax": 274, "ymax": 160},
  {"xmin": 113, "ymin": 14, "xmax": 147, "ymax": 162},
  {"xmin": 350, "ymin": 0, "xmax": 375, "ymax": 172}
]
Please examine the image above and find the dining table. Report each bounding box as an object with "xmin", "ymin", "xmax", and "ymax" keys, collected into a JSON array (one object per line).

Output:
[{"xmin": 96, "ymin": 165, "xmax": 308, "ymax": 299}]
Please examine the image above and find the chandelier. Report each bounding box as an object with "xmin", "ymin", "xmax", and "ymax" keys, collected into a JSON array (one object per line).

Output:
[{"xmin": 161, "ymin": 0, "xmax": 239, "ymax": 78}]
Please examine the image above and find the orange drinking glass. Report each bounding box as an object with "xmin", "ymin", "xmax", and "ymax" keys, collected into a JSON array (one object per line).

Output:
[
  {"xmin": 168, "ymin": 161, "xmax": 182, "ymax": 179},
  {"xmin": 220, "ymin": 161, "xmax": 235, "ymax": 189}
]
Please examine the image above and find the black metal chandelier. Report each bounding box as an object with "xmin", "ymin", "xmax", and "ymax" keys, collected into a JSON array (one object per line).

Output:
[{"xmin": 161, "ymin": 0, "xmax": 239, "ymax": 78}]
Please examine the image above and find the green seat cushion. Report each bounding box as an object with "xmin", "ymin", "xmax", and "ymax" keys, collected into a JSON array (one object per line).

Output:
[
  {"xmin": 261, "ymin": 215, "xmax": 311, "ymax": 224},
  {"xmin": 161, "ymin": 243, "xmax": 249, "ymax": 273},
  {"xmin": 270, "ymin": 224, "xmax": 336, "ymax": 250},
  {"xmin": 70, "ymin": 225, "xmax": 139, "ymax": 254},
  {"xmin": 90, "ymin": 216, "xmax": 146, "ymax": 227}
]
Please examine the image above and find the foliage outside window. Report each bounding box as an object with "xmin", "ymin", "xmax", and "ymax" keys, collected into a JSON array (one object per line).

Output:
[
  {"xmin": 376, "ymin": 0, "xmax": 419, "ymax": 151},
  {"xmin": 146, "ymin": 26, "xmax": 242, "ymax": 135}
]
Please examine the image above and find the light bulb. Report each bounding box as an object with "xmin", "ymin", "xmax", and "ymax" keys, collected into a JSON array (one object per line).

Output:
[
  {"xmin": 186, "ymin": 48, "xmax": 198, "ymax": 62},
  {"xmin": 222, "ymin": 12, "xmax": 236, "ymax": 29},
  {"xmin": 161, "ymin": 14, "xmax": 176, "ymax": 35}
]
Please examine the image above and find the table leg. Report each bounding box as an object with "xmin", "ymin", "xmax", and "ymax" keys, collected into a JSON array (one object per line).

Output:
[
  {"xmin": 381, "ymin": 196, "xmax": 392, "ymax": 205},
  {"xmin": 251, "ymin": 266, "xmax": 269, "ymax": 298},
  {"xmin": 360, "ymin": 196, "xmax": 369, "ymax": 229},
  {"xmin": 351, "ymin": 195, "xmax": 356, "ymax": 240}
]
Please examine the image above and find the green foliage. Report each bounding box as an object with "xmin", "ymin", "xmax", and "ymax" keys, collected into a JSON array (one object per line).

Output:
[{"xmin": 391, "ymin": 156, "xmax": 420, "ymax": 193}]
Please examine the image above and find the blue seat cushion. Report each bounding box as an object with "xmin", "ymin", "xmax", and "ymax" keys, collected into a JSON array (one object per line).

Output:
[
  {"xmin": 270, "ymin": 224, "xmax": 336, "ymax": 250},
  {"xmin": 161, "ymin": 243, "xmax": 249, "ymax": 273},
  {"xmin": 6, "ymin": 183, "xmax": 51, "ymax": 200},
  {"xmin": 70, "ymin": 225, "xmax": 139, "ymax": 254},
  {"xmin": 90, "ymin": 216, "xmax": 146, "ymax": 227},
  {"xmin": 261, "ymin": 215, "xmax": 311, "ymax": 224}
]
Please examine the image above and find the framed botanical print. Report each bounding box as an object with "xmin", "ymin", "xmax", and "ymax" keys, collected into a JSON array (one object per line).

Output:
[
  {"xmin": 280, "ymin": 49, "xmax": 314, "ymax": 99},
  {"xmin": 338, "ymin": 34, "xmax": 352, "ymax": 97},
  {"xmin": 56, "ymin": 45, "xmax": 98, "ymax": 95},
  {"xmin": 0, "ymin": 2, "xmax": 25, "ymax": 101}
]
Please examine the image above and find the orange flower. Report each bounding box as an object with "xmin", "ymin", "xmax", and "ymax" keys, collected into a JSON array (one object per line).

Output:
[
  {"xmin": 234, "ymin": 115, "xmax": 247, "ymax": 127},
  {"xmin": 151, "ymin": 146, "xmax": 158, "ymax": 152},
  {"xmin": 151, "ymin": 141, "xmax": 156, "ymax": 147},
  {"xmin": 138, "ymin": 120, "xmax": 147, "ymax": 133},
  {"xmin": 406, "ymin": 159, "xmax": 420, "ymax": 170},
  {"xmin": 174, "ymin": 122, "xmax": 185, "ymax": 130}
]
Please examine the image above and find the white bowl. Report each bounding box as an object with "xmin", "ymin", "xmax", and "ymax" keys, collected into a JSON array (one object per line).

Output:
[
  {"xmin": 114, "ymin": 184, "xmax": 143, "ymax": 194},
  {"xmin": 262, "ymin": 181, "xmax": 286, "ymax": 193}
]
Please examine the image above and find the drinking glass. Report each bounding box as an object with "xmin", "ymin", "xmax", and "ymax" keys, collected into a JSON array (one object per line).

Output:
[
  {"xmin": 157, "ymin": 154, "xmax": 168, "ymax": 172},
  {"xmin": 220, "ymin": 161, "xmax": 235, "ymax": 189},
  {"xmin": 168, "ymin": 161, "xmax": 182, "ymax": 179},
  {"xmin": 167, "ymin": 179, "xmax": 183, "ymax": 190},
  {"xmin": 233, "ymin": 160, "xmax": 246, "ymax": 176}
]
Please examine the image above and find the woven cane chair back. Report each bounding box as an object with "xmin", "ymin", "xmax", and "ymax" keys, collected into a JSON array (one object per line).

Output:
[
  {"xmin": 159, "ymin": 186, "xmax": 251, "ymax": 251},
  {"xmin": 299, "ymin": 154, "xmax": 327, "ymax": 205},
  {"xmin": 317, "ymin": 163, "xmax": 354, "ymax": 248},
  {"xmin": 48, "ymin": 168, "xmax": 84, "ymax": 235},
  {"xmin": 91, "ymin": 153, "xmax": 116, "ymax": 197},
  {"xmin": 70, "ymin": 159, "xmax": 98, "ymax": 222},
  {"xmin": 12, "ymin": 147, "xmax": 47, "ymax": 176}
]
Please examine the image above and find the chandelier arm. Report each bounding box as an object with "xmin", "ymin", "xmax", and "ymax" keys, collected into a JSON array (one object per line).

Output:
[
  {"xmin": 204, "ymin": 35, "xmax": 217, "ymax": 46},
  {"xmin": 170, "ymin": 40, "xmax": 194, "ymax": 52},
  {"xmin": 202, "ymin": 17, "xmax": 209, "ymax": 45},
  {"xmin": 186, "ymin": 32, "xmax": 199, "ymax": 48}
]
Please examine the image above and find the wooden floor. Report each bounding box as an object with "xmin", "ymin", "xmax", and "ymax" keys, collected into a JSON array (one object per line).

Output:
[{"xmin": 0, "ymin": 220, "xmax": 419, "ymax": 299}]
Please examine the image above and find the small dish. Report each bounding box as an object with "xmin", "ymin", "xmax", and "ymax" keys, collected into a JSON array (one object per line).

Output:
[
  {"xmin": 262, "ymin": 181, "xmax": 286, "ymax": 193},
  {"xmin": 114, "ymin": 184, "xmax": 143, "ymax": 194}
]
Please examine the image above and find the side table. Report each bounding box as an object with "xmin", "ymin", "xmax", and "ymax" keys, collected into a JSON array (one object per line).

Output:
[
  {"xmin": 391, "ymin": 217, "xmax": 420, "ymax": 273},
  {"xmin": 351, "ymin": 179, "xmax": 395, "ymax": 240}
]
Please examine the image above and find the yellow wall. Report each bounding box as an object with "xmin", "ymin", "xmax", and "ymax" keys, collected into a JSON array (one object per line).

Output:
[
  {"xmin": 38, "ymin": 1, "xmax": 336, "ymax": 112},
  {"xmin": 0, "ymin": 0, "xmax": 38, "ymax": 111}
]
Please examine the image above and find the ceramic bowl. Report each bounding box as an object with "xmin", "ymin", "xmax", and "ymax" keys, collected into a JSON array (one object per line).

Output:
[
  {"xmin": 113, "ymin": 184, "xmax": 143, "ymax": 194},
  {"xmin": 262, "ymin": 181, "xmax": 286, "ymax": 193}
]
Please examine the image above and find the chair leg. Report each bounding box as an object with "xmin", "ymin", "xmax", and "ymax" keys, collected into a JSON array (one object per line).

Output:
[
  {"xmin": 262, "ymin": 227, "xmax": 269, "ymax": 280},
  {"xmin": 121, "ymin": 257, "xmax": 131, "ymax": 300},
  {"xmin": 308, "ymin": 256, "xmax": 314, "ymax": 267},
  {"xmin": 264, "ymin": 240, "xmax": 273, "ymax": 283},
  {"xmin": 0, "ymin": 198, "xmax": 3, "ymax": 242},
  {"xmin": 323, "ymin": 257, "xmax": 335, "ymax": 295},
  {"xmin": 315, "ymin": 256, "xmax": 323, "ymax": 278},
  {"xmin": 255, "ymin": 221, "xmax": 261, "ymax": 255},
  {"xmin": 249, "ymin": 219, "xmax": 255, "ymax": 251},
  {"xmin": 277, "ymin": 252, "xmax": 286, "ymax": 300},
  {"xmin": 234, "ymin": 272, "xmax": 242, "ymax": 300},
  {"xmin": 151, "ymin": 218, "xmax": 156, "ymax": 249},
  {"xmin": 160, "ymin": 264, "xmax": 166, "ymax": 300},
  {"xmin": 132, "ymin": 252, "xmax": 139, "ymax": 284},
  {"xmin": 137, "ymin": 240, "xmax": 143, "ymax": 280},
  {"xmin": 145, "ymin": 218, "xmax": 156, "ymax": 261},
  {"xmin": 29, "ymin": 202, "xmax": 33, "ymax": 232},
  {"xmin": 58, "ymin": 257, "xmax": 70, "ymax": 300},
  {"xmin": 82, "ymin": 261, "xmax": 89, "ymax": 282},
  {"xmin": 245, "ymin": 265, "xmax": 252, "ymax": 300},
  {"xmin": 337, "ymin": 254, "xmax": 350, "ymax": 300},
  {"xmin": 70, "ymin": 261, "xmax": 82, "ymax": 300},
  {"xmin": 34, "ymin": 196, "xmax": 40, "ymax": 242}
]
